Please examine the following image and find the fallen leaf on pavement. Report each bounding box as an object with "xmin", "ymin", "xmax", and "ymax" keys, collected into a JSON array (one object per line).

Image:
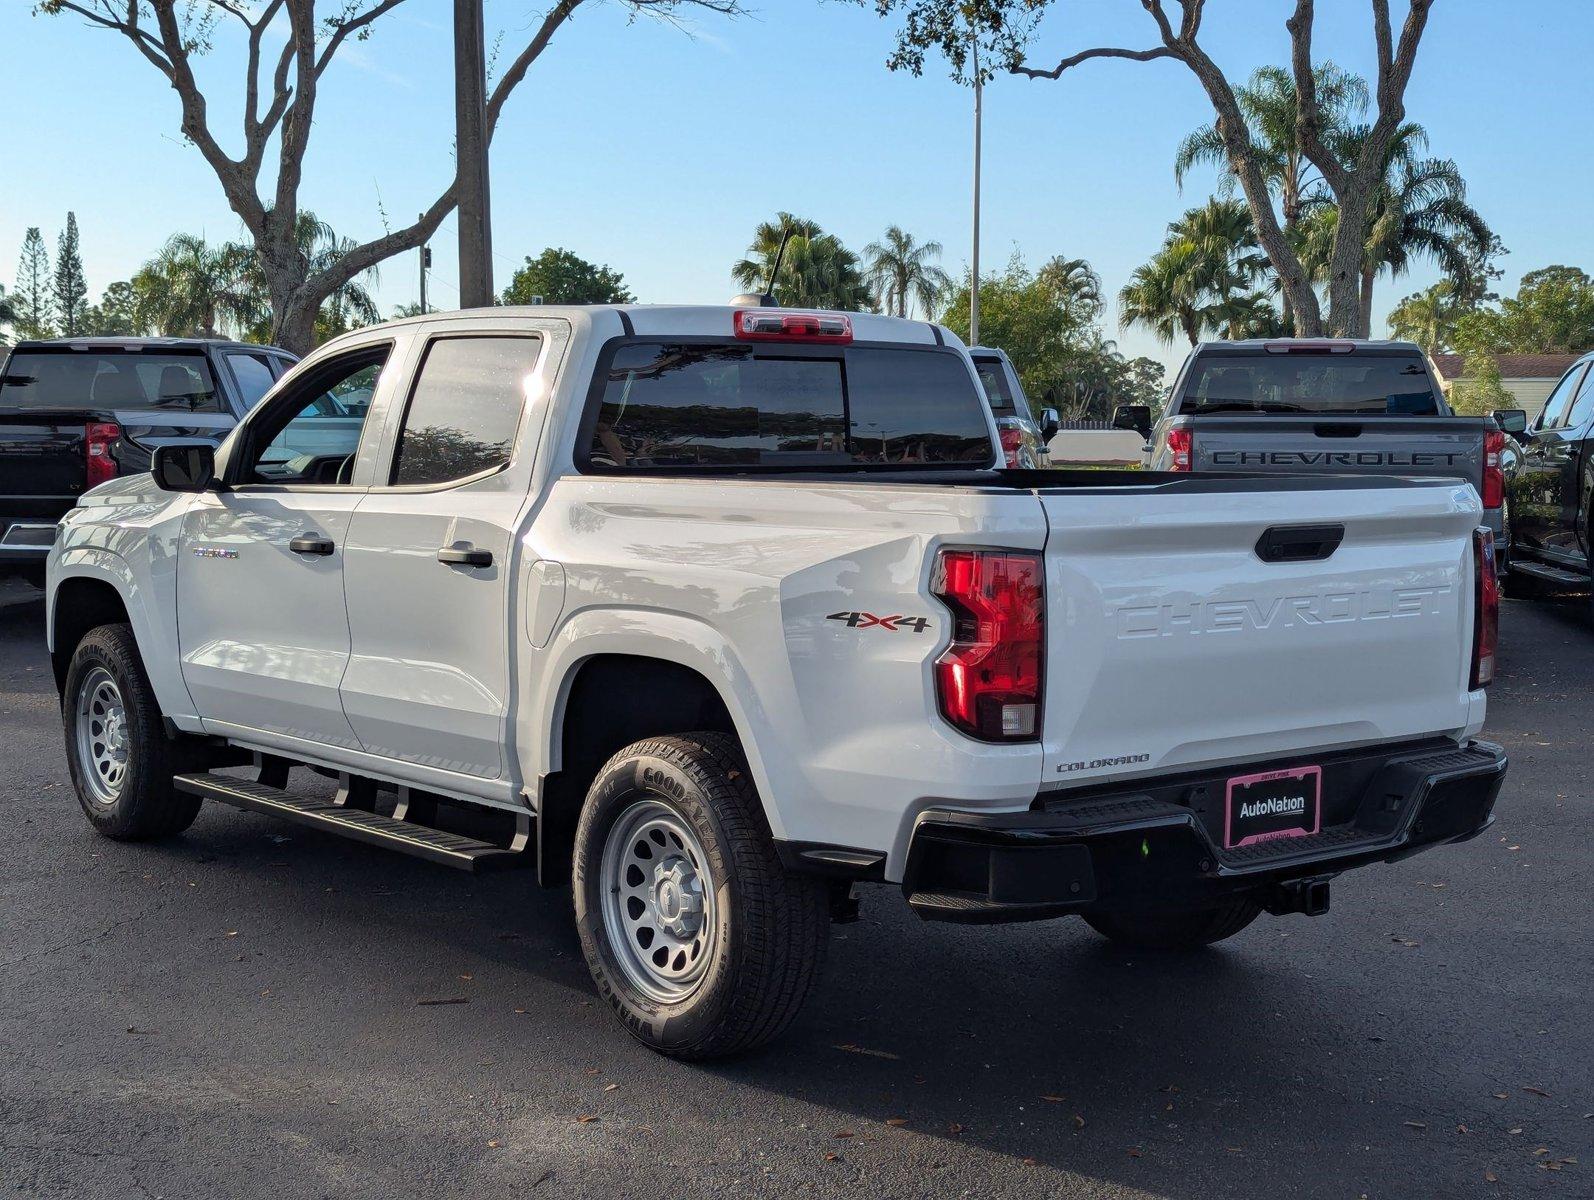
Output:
[
  {"xmin": 834, "ymin": 1130, "xmax": 854, "ymax": 1139},
  {"xmin": 487, "ymin": 1140, "xmax": 500, "ymax": 1148},
  {"xmin": 1485, "ymin": 1170, "xmax": 1498, "ymax": 1183},
  {"xmin": 576, "ymin": 1115, "xmax": 600, "ymax": 1124},
  {"xmin": 1041, "ymin": 1095, "xmax": 1066, "ymax": 1103},
  {"xmin": 947, "ymin": 1122, "xmax": 965, "ymax": 1136},
  {"xmin": 1404, "ymin": 1121, "xmax": 1428, "ymax": 1130},
  {"xmin": 604, "ymin": 1083, "xmax": 618, "ymax": 1092},
  {"xmin": 834, "ymin": 1043, "xmax": 899, "ymax": 1060},
  {"xmin": 1072, "ymin": 1115, "xmax": 1086, "ymax": 1130},
  {"xmin": 823, "ymin": 1152, "xmax": 840, "ymax": 1162},
  {"xmin": 885, "ymin": 1118, "xmax": 908, "ymax": 1127},
  {"xmin": 1522, "ymin": 1086, "xmax": 1552, "ymax": 1098}
]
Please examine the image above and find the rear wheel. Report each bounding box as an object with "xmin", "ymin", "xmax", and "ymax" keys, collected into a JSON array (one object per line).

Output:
[
  {"xmin": 62, "ymin": 624, "xmax": 202, "ymax": 840},
  {"xmin": 1083, "ymin": 896, "xmax": 1262, "ymax": 951},
  {"xmin": 572, "ymin": 732, "xmax": 830, "ymax": 1059}
]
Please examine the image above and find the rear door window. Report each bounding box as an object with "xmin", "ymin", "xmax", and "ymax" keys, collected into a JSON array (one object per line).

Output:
[
  {"xmin": 586, "ymin": 342, "xmax": 993, "ymax": 470},
  {"xmin": 226, "ymin": 351, "xmax": 279, "ymax": 410},
  {"xmin": 390, "ymin": 335, "xmax": 541, "ymax": 487},
  {"xmin": 0, "ymin": 349, "xmax": 223, "ymax": 412},
  {"xmin": 1180, "ymin": 351, "xmax": 1440, "ymax": 416},
  {"xmin": 972, "ymin": 357, "xmax": 1018, "ymax": 416},
  {"xmin": 1537, "ymin": 363, "xmax": 1588, "ymax": 430}
]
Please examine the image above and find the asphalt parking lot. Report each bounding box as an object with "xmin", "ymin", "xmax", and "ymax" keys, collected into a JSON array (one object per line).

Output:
[{"xmin": 1, "ymin": 581, "xmax": 1588, "ymax": 1199}]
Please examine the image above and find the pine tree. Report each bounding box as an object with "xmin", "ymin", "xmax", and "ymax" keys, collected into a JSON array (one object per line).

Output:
[
  {"xmin": 15, "ymin": 227, "xmax": 53, "ymax": 339},
  {"xmin": 54, "ymin": 213, "xmax": 88, "ymax": 336}
]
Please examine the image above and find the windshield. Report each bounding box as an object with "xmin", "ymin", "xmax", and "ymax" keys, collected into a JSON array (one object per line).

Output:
[
  {"xmin": 1179, "ymin": 351, "xmax": 1441, "ymax": 417},
  {"xmin": 972, "ymin": 356, "xmax": 1018, "ymax": 417},
  {"xmin": 0, "ymin": 349, "xmax": 223, "ymax": 413},
  {"xmin": 586, "ymin": 342, "xmax": 995, "ymax": 470}
]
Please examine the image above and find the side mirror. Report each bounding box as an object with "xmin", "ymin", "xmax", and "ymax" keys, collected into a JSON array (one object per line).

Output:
[
  {"xmin": 1112, "ymin": 403, "xmax": 1152, "ymax": 439},
  {"xmin": 1492, "ymin": 408, "xmax": 1528, "ymax": 437},
  {"xmin": 152, "ymin": 443, "xmax": 217, "ymax": 493},
  {"xmin": 1039, "ymin": 407, "xmax": 1061, "ymax": 443}
]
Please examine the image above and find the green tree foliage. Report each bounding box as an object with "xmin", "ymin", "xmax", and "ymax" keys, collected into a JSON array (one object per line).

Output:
[
  {"xmin": 14, "ymin": 227, "xmax": 54, "ymax": 339},
  {"xmin": 1451, "ymin": 266, "xmax": 1594, "ymax": 356},
  {"xmin": 0, "ymin": 284, "xmax": 15, "ymax": 343},
  {"xmin": 732, "ymin": 214, "xmax": 873, "ymax": 311},
  {"xmin": 1448, "ymin": 351, "xmax": 1511, "ymax": 416},
  {"xmin": 939, "ymin": 252, "xmax": 1162, "ymax": 420},
  {"xmin": 1388, "ymin": 281, "xmax": 1461, "ymax": 353},
  {"xmin": 862, "ymin": 226, "xmax": 953, "ymax": 318},
  {"xmin": 501, "ymin": 248, "xmax": 636, "ymax": 306},
  {"xmin": 82, "ymin": 281, "xmax": 146, "ymax": 337},
  {"xmin": 53, "ymin": 213, "xmax": 89, "ymax": 336}
]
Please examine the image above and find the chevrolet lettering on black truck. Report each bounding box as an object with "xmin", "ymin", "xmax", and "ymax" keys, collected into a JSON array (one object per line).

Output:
[{"xmin": 46, "ymin": 305, "xmax": 1507, "ymax": 1059}]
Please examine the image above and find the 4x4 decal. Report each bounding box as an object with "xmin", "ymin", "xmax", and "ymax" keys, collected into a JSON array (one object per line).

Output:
[{"xmin": 826, "ymin": 611, "xmax": 932, "ymax": 633}]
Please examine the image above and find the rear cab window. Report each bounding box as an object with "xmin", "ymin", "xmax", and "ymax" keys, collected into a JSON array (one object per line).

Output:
[
  {"xmin": 1178, "ymin": 348, "xmax": 1442, "ymax": 417},
  {"xmin": 0, "ymin": 348, "xmax": 223, "ymax": 412},
  {"xmin": 583, "ymin": 341, "xmax": 995, "ymax": 471}
]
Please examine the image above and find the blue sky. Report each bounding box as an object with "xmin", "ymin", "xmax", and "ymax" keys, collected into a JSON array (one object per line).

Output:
[{"xmin": 3, "ymin": 0, "xmax": 1591, "ymax": 373}]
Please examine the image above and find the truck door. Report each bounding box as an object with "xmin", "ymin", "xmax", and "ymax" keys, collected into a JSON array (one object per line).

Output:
[
  {"xmin": 178, "ymin": 343, "xmax": 394, "ymax": 749},
  {"xmin": 339, "ymin": 332, "xmax": 550, "ymax": 781},
  {"xmin": 1511, "ymin": 363, "xmax": 1586, "ymax": 553},
  {"xmin": 1544, "ymin": 365, "xmax": 1594, "ymax": 561}
]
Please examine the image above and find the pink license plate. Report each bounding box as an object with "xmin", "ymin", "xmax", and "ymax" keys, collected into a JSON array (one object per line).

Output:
[{"xmin": 1224, "ymin": 765, "xmax": 1322, "ymax": 849}]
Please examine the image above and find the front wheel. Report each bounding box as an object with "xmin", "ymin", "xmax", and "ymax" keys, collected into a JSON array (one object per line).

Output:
[
  {"xmin": 1083, "ymin": 896, "xmax": 1262, "ymax": 950},
  {"xmin": 62, "ymin": 624, "xmax": 202, "ymax": 840},
  {"xmin": 572, "ymin": 732, "xmax": 830, "ymax": 1059}
]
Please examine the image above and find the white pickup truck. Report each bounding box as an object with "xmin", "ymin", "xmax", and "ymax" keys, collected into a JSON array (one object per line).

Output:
[{"xmin": 47, "ymin": 305, "xmax": 1507, "ymax": 1058}]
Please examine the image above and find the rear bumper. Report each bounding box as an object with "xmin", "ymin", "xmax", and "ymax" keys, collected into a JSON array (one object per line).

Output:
[
  {"xmin": 902, "ymin": 738, "xmax": 1507, "ymax": 923},
  {"xmin": 0, "ymin": 518, "xmax": 59, "ymax": 573}
]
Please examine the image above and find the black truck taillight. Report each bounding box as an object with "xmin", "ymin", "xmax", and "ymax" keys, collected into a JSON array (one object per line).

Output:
[
  {"xmin": 1470, "ymin": 527, "xmax": 1498, "ymax": 689},
  {"xmin": 85, "ymin": 422, "xmax": 120, "ymax": 488},
  {"xmin": 931, "ymin": 548, "xmax": 1044, "ymax": 741},
  {"xmin": 1481, "ymin": 428, "xmax": 1505, "ymax": 509}
]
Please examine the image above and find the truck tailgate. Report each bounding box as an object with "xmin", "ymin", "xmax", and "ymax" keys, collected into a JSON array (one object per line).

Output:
[
  {"xmin": 1190, "ymin": 415, "xmax": 1485, "ymax": 490},
  {"xmin": 1037, "ymin": 478, "xmax": 1480, "ymax": 789}
]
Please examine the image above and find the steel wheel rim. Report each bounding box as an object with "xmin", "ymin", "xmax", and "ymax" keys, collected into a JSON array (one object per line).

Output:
[
  {"xmin": 599, "ymin": 798, "xmax": 719, "ymax": 1003},
  {"xmin": 75, "ymin": 667, "xmax": 130, "ymax": 806}
]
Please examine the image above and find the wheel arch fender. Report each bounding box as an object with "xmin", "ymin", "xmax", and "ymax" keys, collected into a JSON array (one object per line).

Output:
[
  {"xmin": 49, "ymin": 549, "xmax": 195, "ymax": 720},
  {"xmin": 524, "ymin": 607, "xmax": 790, "ymax": 841}
]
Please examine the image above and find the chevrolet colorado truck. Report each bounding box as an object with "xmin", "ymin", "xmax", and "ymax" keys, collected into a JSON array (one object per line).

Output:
[
  {"xmin": 1113, "ymin": 338, "xmax": 1508, "ymax": 554},
  {"xmin": 0, "ymin": 336, "xmax": 295, "ymax": 583},
  {"xmin": 47, "ymin": 306, "xmax": 1507, "ymax": 1058}
]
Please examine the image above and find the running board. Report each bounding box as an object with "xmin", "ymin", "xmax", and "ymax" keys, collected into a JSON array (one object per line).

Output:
[
  {"xmin": 1511, "ymin": 559, "xmax": 1586, "ymax": 586},
  {"xmin": 174, "ymin": 772, "xmax": 530, "ymax": 872}
]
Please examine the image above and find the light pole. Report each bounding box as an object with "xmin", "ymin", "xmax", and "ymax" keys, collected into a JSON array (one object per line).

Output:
[
  {"xmin": 455, "ymin": 0, "xmax": 493, "ymax": 307},
  {"xmin": 970, "ymin": 26, "xmax": 982, "ymax": 347}
]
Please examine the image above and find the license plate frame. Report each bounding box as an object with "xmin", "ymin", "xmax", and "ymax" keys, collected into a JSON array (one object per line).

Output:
[{"xmin": 1224, "ymin": 765, "xmax": 1322, "ymax": 849}]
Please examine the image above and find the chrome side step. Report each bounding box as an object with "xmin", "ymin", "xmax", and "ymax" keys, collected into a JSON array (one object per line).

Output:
[{"xmin": 174, "ymin": 772, "xmax": 530, "ymax": 872}]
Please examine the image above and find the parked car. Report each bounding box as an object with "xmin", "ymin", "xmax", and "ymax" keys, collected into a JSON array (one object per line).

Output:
[
  {"xmin": 47, "ymin": 305, "xmax": 1506, "ymax": 1059},
  {"xmin": 1114, "ymin": 338, "xmax": 1507, "ymax": 549},
  {"xmin": 970, "ymin": 345, "xmax": 1059, "ymax": 467},
  {"xmin": 0, "ymin": 336, "xmax": 295, "ymax": 583},
  {"xmin": 1496, "ymin": 349, "xmax": 1594, "ymax": 606}
]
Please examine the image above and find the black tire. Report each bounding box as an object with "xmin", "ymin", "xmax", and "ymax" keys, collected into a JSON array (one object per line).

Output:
[
  {"xmin": 61, "ymin": 623, "xmax": 202, "ymax": 841},
  {"xmin": 572, "ymin": 732, "xmax": 830, "ymax": 1059},
  {"xmin": 1083, "ymin": 895, "xmax": 1262, "ymax": 951}
]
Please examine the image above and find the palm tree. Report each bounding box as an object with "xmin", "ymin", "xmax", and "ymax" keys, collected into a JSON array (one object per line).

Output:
[
  {"xmin": 133, "ymin": 233, "xmax": 259, "ymax": 337},
  {"xmin": 1298, "ymin": 125, "xmax": 1493, "ymax": 334},
  {"xmin": 1119, "ymin": 243, "xmax": 1208, "ymax": 347},
  {"xmin": 862, "ymin": 226, "xmax": 953, "ymax": 318},
  {"xmin": 1175, "ymin": 63, "xmax": 1368, "ymax": 328},
  {"xmin": 1037, "ymin": 256, "xmax": 1103, "ymax": 315},
  {"xmin": 732, "ymin": 213, "xmax": 872, "ymax": 311}
]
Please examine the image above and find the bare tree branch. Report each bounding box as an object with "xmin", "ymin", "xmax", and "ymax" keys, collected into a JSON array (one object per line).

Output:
[{"xmin": 1013, "ymin": 43, "xmax": 1173, "ymax": 81}]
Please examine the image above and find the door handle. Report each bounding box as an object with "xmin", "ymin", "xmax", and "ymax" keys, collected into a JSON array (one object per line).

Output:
[
  {"xmin": 438, "ymin": 544, "xmax": 493, "ymax": 568},
  {"xmin": 289, "ymin": 534, "xmax": 335, "ymax": 556}
]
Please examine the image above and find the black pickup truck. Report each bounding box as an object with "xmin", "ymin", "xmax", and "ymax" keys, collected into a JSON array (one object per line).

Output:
[{"xmin": 0, "ymin": 337, "xmax": 295, "ymax": 582}]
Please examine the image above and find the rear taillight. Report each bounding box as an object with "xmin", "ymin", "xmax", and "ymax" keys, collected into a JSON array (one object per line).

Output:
[
  {"xmin": 931, "ymin": 548, "xmax": 1044, "ymax": 741},
  {"xmin": 85, "ymin": 422, "xmax": 120, "ymax": 488},
  {"xmin": 1471, "ymin": 527, "xmax": 1498, "ymax": 689},
  {"xmin": 1482, "ymin": 428, "xmax": 1505, "ymax": 509},
  {"xmin": 998, "ymin": 426, "xmax": 1023, "ymax": 468},
  {"xmin": 1166, "ymin": 426, "xmax": 1193, "ymax": 472},
  {"xmin": 732, "ymin": 309, "xmax": 852, "ymax": 343}
]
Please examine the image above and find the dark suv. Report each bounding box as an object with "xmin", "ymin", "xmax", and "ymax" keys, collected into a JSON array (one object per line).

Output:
[
  {"xmin": 1499, "ymin": 349, "xmax": 1594, "ymax": 607},
  {"xmin": 0, "ymin": 337, "xmax": 295, "ymax": 582}
]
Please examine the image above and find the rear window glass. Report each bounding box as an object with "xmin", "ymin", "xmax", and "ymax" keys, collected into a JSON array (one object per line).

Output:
[
  {"xmin": 0, "ymin": 350, "xmax": 223, "ymax": 412},
  {"xmin": 587, "ymin": 343, "xmax": 994, "ymax": 470},
  {"xmin": 1179, "ymin": 352, "xmax": 1440, "ymax": 416},
  {"xmin": 972, "ymin": 356, "xmax": 1018, "ymax": 416}
]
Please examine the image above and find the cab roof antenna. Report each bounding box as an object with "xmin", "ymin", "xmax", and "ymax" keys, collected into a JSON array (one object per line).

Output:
[{"xmin": 729, "ymin": 228, "xmax": 792, "ymax": 308}]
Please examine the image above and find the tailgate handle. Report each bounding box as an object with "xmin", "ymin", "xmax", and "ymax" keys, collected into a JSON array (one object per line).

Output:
[
  {"xmin": 1256, "ymin": 524, "xmax": 1344, "ymax": 563},
  {"xmin": 1313, "ymin": 423, "xmax": 1362, "ymax": 438}
]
